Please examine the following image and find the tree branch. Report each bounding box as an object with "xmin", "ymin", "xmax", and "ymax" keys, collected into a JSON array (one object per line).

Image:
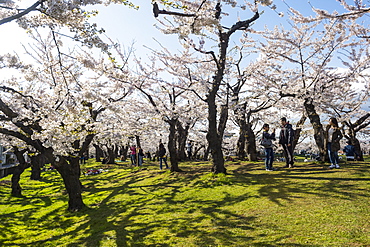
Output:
[
  {"xmin": 0, "ymin": 0, "xmax": 45, "ymax": 25},
  {"xmin": 153, "ymin": 2, "xmax": 195, "ymax": 18}
]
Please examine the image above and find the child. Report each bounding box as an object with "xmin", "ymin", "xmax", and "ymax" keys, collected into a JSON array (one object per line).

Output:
[{"xmin": 262, "ymin": 123, "xmax": 276, "ymax": 171}]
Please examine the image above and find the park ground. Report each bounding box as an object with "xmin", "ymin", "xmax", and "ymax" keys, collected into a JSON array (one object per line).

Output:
[{"xmin": 0, "ymin": 156, "xmax": 369, "ymax": 246}]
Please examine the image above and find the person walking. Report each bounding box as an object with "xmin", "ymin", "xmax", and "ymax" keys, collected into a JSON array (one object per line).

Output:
[
  {"xmin": 262, "ymin": 123, "xmax": 276, "ymax": 171},
  {"xmin": 279, "ymin": 117, "xmax": 295, "ymax": 168},
  {"xmin": 158, "ymin": 143, "xmax": 169, "ymax": 170},
  {"xmin": 326, "ymin": 117, "xmax": 343, "ymax": 168}
]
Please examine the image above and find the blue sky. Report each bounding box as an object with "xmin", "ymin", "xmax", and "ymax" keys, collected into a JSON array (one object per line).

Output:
[
  {"xmin": 80, "ymin": 0, "xmax": 349, "ymax": 57},
  {"xmin": 0, "ymin": 1, "xmax": 368, "ymax": 120},
  {"xmin": 0, "ymin": 0, "xmax": 360, "ymax": 60}
]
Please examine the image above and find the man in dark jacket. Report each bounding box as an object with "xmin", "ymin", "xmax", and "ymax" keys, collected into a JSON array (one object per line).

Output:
[{"xmin": 279, "ymin": 117, "xmax": 295, "ymax": 168}]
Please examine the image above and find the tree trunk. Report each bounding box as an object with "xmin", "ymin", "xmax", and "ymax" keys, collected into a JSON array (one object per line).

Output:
[
  {"xmin": 120, "ymin": 144, "xmax": 129, "ymax": 161},
  {"xmin": 292, "ymin": 114, "xmax": 307, "ymax": 151},
  {"xmin": 135, "ymin": 135, "xmax": 141, "ymax": 149},
  {"xmin": 353, "ymin": 138, "xmax": 363, "ymax": 161},
  {"xmin": 346, "ymin": 135, "xmax": 364, "ymax": 161},
  {"xmin": 193, "ymin": 144, "xmax": 204, "ymax": 160},
  {"xmin": 11, "ymin": 148, "xmax": 30, "ymax": 197},
  {"xmin": 93, "ymin": 144, "xmax": 103, "ymax": 162},
  {"xmin": 343, "ymin": 118, "xmax": 368, "ymax": 162},
  {"xmin": 30, "ymin": 153, "xmax": 47, "ymax": 180},
  {"xmin": 245, "ymin": 123, "xmax": 258, "ymax": 161},
  {"xmin": 167, "ymin": 119, "xmax": 182, "ymax": 172},
  {"xmin": 176, "ymin": 121, "xmax": 189, "ymax": 161},
  {"xmin": 304, "ymin": 99, "xmax": 327, "ymax": 161},
  {"xmin": 218, "ymin": 105, "xmax": 229, "ymax": 142},
  {"xmin": 106, "ymin": 145, "xmax": 116, "ymax": 164},
  {"xmin": 11, "ymin": 163, "xmax": 29, "ymax": 197},
  {"xmin": 207, "ymin": 96, "xmax": 226, "ymax": 174},
  {"xmin": 203, "ymin": 144, "xmax": 210, "ymax": 161},
  {"xmin": 235, "ymin": 108, "xmax": 257, "ymax": 161},
  {"xmin": 236, "ymin": 123, "xmax": 247, "ymax": 160},
  {"xmin": 54, "ymin": 157, "xmax": 85, "ymax": 211}
]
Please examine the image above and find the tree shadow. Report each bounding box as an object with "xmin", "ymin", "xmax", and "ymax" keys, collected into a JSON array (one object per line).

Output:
[{"xmin": 1, "ymin": 160, "xmax": 368, "ymax": 246}]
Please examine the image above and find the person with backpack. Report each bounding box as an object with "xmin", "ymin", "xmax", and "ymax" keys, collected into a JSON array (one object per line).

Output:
[
  {"xmin": 261, "ymin": 123, "xmax": 276, "ymax": 171},
  {"xmin": 279, "ymin": 117, "xmax": 295, "ymax": 168},
  {"xmin": 158, "ymin": 143, "xmax": 169, "ymax": 170}
]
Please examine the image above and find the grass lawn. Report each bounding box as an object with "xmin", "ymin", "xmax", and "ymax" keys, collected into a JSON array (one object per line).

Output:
[{"xmin": 0, "ymin": 156, "xmax": 369, "ymax": 246}]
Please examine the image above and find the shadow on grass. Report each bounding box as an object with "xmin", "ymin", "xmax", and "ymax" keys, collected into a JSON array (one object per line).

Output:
[
  {"xmin": 232, "ymin": 162, "xmax": 370, "ymax": 206},
  {"xmin": 63, "ymin": 163, "xmax": 318, "ymax": 246},
  {"xmin": 1, "ymin": 159, "xmax": 368, "ymax": 246}
]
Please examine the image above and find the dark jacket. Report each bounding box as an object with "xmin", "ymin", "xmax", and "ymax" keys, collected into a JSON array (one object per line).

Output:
[
  {"xmin": 262, "ymin": 131, "xmax": 276, "ymax": 148},
  {"xmin": 325, "ymin": 125, "xmax": 343, "ymax": 152},
  {"xmin": 279, "ymin": 123, "xmax": 294, "ymax": 145},
  {"xmin": 343, "ymin": 145, "xmax": 356, "ymax": 156},
  {"xmin": 158, "ymin": 147, "xmax": 166, "ymax": 157}
]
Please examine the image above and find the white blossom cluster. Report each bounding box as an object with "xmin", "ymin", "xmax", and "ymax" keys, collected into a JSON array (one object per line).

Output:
[
  {"xmin": 0, "ymin": 31, "xmax": 137, "ymax": 156},
  {"xmin": 242, "ymin": 14, "xmax": 369, "ymax": 120},
  {"xmin": 1, "ymin": 0, "xmax": 369, "ymax": 158}
]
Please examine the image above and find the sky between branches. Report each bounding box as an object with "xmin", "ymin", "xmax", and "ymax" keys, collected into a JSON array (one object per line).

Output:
[
  {"xmin": 0, "ymin": 0, "xmax": 368, "ymax": 111},
  {"xmin": 0, "ymin": 0, "xmax": 360, "ymax": 61}
]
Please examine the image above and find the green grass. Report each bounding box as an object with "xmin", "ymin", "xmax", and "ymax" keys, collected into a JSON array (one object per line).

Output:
[{"xmin": 1, "ymin": 157, "xmax": 369, "ymax": 246}]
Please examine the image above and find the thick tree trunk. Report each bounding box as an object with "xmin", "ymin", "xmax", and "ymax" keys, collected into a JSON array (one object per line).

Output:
[
  {"xmin": 55, "ymin": 157, "xmax": 85, "ymax": 211},
  {"xmin": 353, "ymin": 138, "xmax": 363, "ymax": 161},
  {"xmin": 11, "ymin": 163, "xmax": 29, "ymax": 197},
  {"xmin": 167, "ymin": 119, "xmax": 182, "ymax": 172},
  {"xmin": 135, "ymin": 135, "xmax": 141, "ymax": 149},
  {"xmin": 93, "ymin": 144, "xmax": 103, "ymax": 162},
  {"xmin": 120, "ymin": 144, "xmax": 129, "ymax": 161},
  {"xmin": 176, "ymin": 121, "xmax": 189, "ymax": 161},
  {"xmin": 236, "ymin": 124, "xmax": 247, "ymax": 160},
  {"xmin": 11, "ymin": 149, "xmax": 30, "ymax": 197},
  {"xmin": 30, "ymin": 162, "xmax": 41, "ymax": 180},
  {"xmin": 30, "ymin": 153, "xmax": 47, "ymax": 180},
  {"xmin": 218, "ymin": 105, "xmax": 228, "ymax": 142},
  {"xmin": 106, "ymin": 146, "xmax": 116, "ymax": 164},
  {"xmin": 292, "ymin": 114, "xmax": 307, "ymax": 151},
  {"xmin": 344, "ymin": 122, "xmax": 366, "ymax": 161},
  {"xmin": 207, "ymin": 96, "xmax": 226, "ymax": 174},
  {"xmin": 235, "ymin": 108, "xmax": 257, "ymax": 161},
  {"xmin": 304, "ymin": 99, "xmax": 327, "ymax": 161},
  {"xmin": 245, "ymin": 123, "xmax": 258, "ymax": 161}
]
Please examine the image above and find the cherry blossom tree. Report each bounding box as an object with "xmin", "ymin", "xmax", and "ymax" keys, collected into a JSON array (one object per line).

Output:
[
  {"xmin": 100, "ymin": 42, "xmax": 206, "ymax": 171},
  {"xmin": 152, "ymin": 0, "xmax": 277, "ymax": 173},
  {"xmin": 247, "ymin": 11, "xmax": 369, "ymax": 160},
  {"xmin": 290, "ymin": 0, "xmax": 370, "ymax": 24},
  {"xmin": 0, "ymin": 29, "xmax": 133, "ymax": 210},
  {"xmin": 227, "ymin": 46, "xmax": 278, "ymax": 161}
]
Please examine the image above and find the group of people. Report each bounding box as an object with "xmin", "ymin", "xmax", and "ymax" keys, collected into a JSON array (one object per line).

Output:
[
  {"xmin": 129, "ymin": 145, "xmax": 145, "ymax": 167},
  {"xmin": 130, "ymin": 116, "xmax": 355, "ymax": 171},
  {"xmin": 262, "ymin": 117, "xmax": 347, "ymax": 171},
  {"xmin": 129, "ymin": 142, "xmax": 169, "ymax": 170},
  {"xmin": 261, "ymin": 117, "xmax": 295, "ymax": 171}
]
